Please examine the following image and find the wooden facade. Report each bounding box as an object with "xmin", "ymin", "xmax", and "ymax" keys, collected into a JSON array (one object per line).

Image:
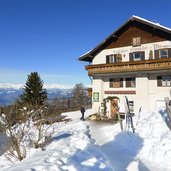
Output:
[{"xmin": 106, "ymin": 26, "xmax": 166, "ymax": 49}]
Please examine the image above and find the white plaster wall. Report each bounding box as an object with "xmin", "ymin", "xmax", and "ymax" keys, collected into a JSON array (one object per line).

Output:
[
  {"xmin": 135, "ymin": 75, "xmax": 149, "ymax": 113},
  {"xmin": 148, "ymin": 73, "xmax": 171, "ymax": 110},
  {"xmin": 93, "ymin": 41, "xmax": 171, "ymax": 65},
  {"xmin": 92, "ymin": 77, "xmax": 104, "ymax": 113},
  {"xmin": 93, "ymin": 47, "xmax": 131, "ymax": 64}
]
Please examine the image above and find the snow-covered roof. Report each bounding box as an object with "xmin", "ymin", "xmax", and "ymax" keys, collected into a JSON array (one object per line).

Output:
[
  {"xmin": 132, "ymin": 15, "xmax": 171, "ymax": 32},
  {"xmin": 79, "ymin": 15, "xmax": 171, "ymax": 62}
]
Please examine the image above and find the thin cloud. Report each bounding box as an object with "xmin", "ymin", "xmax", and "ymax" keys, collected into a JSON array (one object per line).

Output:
[
  {"xmin": 0, "ymin": 69, "xmax": 89, "ymax": 86},
  {"xmin": 0, "ymin": 69, "xmax": 27, "ymax": 83}
]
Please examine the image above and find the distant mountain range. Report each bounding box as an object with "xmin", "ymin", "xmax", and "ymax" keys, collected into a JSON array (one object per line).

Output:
[{"xmin": 0, "ymin": 84, "xmax": 73, "ymax": 106}]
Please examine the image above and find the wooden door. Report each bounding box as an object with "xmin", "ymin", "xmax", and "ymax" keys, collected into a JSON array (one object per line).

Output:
[{"xmin": 111, "ymin": 98, "xmax": 119, "ymax": 119}]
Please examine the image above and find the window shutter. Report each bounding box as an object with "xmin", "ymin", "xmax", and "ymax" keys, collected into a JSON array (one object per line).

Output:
[
  {"xmin": 149, "ymin": 50, "xmax": 153, "ymax": 60},
  {"xmin": 118, "ymin": 53, "xmax": 122, "ymax": 62},
  {"xmin": 157, "ymin": 76, "xmax": 162, "ymax": 86},
  {"xmin": 114, "ymin": 80, "xmax": 120, "ymax": 88},
  {"xmin": 154, "ymin": 50, "xmax": 159, "ymax": 59},
  {"xmin": 109, "ymin": 78, "xmax": 113, "ymax": 87},
  {"xmin": 132, "ymin": 77, "xmax": 136, "ymax": 87},
  {"xmin": 114, "ymin": 54, "xmax": 117, "ymax": 63},
  {"xmin": 133, "ymin": 38, "xmax": 137, "ymax": 46},
  {"xmin": 106, "ymin": 55, "xmax": 110, "ymax": 63},
  {"xmin": 137, "ymin": 37, "xmax": 141, "ymax": 46},
  {"xmin": 168, "ymin": 48, "xmax": 171, "ymax": 58},
  {"xmin": 127, "ymin": 80, "xmax": 131, "ymax": 87},
  {"xmin": 120, "ymin": 78, "xmax": 123, "ymax": 87},
  {"xmin": 126, "ymin": 78, "xmax": 131, "ymax": 87},
  {"xmin": 129, "ymin": 53, "xmax": 133, "ymax": 61},
  {"xmin": 141, "ymin": 51, "xmax": 145, "ymax": 60}
]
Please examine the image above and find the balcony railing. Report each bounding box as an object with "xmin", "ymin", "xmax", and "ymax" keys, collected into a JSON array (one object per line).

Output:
[{"xmin": 85, "ymin": 58, "xmax": 171, "ymax": 75}]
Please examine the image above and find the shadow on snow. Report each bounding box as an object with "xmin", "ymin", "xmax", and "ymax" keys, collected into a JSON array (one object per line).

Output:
[
  {"xmin": 66, "ymin": 144, "xmax": 113, "ymax": 171},
  {"xmin": 0, "ymin": 133, "xmax": 9, "ymax": 156},
  {"xmin": 159, "ymin": 108, "xmax": 171, "ymax": 129},
  {"xmin": 101, "ymin": 132, "xmax": 149, "ymax": 171},
  {"xmin": 52, "ymin": 132, "xmax": 72, "ymax": 141}
]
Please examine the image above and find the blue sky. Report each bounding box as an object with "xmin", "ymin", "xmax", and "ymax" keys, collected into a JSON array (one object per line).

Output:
[{"xmin": 0, "ymin": 0, "xmax": 171, "ymax": 86}]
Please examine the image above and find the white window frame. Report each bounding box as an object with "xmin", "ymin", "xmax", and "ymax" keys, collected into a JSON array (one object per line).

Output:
[
  {"xmin": 159, "ymin": 49, "xmax": 168, "ymax": 58},
  {"xmin": 157, "ymin": 75, "xmax": 171, "ymax": 87},
  {"xmin": 108, "ymin": 54, "xmax": 118, "ymax": 63},
  {"xmin": 133, "ymin": 52, "xmax": 141, "ymax": 61},
  {"xmin": 162, "ymin": 75, "xmax": 171, "ymax": 86}
]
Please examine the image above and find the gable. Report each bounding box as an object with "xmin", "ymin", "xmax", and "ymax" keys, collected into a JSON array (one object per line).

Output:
[
  {"xmin": 106, "ymin": 26, "xmax": 166, "ymax": 49},
  {"xmin": 79, "ymin": 16, "xmax": 171, "ymax": 62}
]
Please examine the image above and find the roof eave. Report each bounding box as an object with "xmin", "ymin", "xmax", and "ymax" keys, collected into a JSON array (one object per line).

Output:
[
  {"xmin": 79, "ymin": 35, "xmax": 117, "ymax": 62},
  {"xmin": 79, "ymin": 55, "xmax": 92, "ymax": 62}
]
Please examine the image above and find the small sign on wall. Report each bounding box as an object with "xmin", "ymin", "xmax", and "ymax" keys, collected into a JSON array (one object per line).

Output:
[{"xmin": 93, "ymin": 92, "xmax": 99, "ymax": 102}]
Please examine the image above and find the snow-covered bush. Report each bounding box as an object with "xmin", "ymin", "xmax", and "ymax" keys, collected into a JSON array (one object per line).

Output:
[{"xmin": 0, "ymin": 105, "xmax": 55, "ymax": 162}]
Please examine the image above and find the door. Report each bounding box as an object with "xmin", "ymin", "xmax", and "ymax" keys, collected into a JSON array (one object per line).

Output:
[{"xmin": 111, "ymin": 98, "xmax": 119, "ymax": 119}]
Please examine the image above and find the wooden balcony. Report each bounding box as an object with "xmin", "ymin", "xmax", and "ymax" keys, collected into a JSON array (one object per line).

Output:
[{"xmin": 85, "ymin": 58, "xmax": 171, "ymax": 75}]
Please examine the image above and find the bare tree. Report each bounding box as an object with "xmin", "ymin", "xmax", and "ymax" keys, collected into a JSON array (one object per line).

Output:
[
  {"xmin": 0, "ymin": 105, "xmax": 30, "ymax": 161},
  {"xmin": 30, "ymin": 105, "xmax": 54, "ymax": 149},
  {"xmin": 72, "ymin": 83, "xmax": 87, "ymax": 109}
]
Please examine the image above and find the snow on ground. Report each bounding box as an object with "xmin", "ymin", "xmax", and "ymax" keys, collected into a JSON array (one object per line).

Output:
[
  {"xmin": 0, "ymin": 107, "xmax": 171, "ymax": 171},
  {"xmin": 88, "ymin": 107, "xmax": 171, "ymax": 171},
  {"xmin": 0, "ymin": 110, "xmax": 113, "ymax": 171}
]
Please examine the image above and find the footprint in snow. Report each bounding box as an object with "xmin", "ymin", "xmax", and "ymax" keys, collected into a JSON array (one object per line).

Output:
[
  {"xmin": 48, "ymin": 152, "xmax": 59, "ymax": 157},
  {"xmin": 61, "ymin": 157, "xmax": 67, "ymax": 164},
  {"xmin": 44, "ymin": 156, "xmax": 56, "ymax": 163},
  {"xmin": 56, "ymin": 160, "xmax": 64, "ymax": 165}
]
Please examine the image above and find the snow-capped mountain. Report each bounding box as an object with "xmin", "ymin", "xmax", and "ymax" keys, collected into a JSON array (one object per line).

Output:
[
  {"xmin": 0, "ymin": 83, "xmax": 24, "ymax": 89},
  {"xmin": 0, "ymin": 83, "xmax": 73, "ymax": 90},
  {"xmin": 0, "ymin": 83, "xmax": 73, "ymax": 106}
]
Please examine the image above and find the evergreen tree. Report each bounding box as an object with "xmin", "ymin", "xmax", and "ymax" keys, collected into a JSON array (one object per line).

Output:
[
  {"xmin": 19, "ymin": 72, "xmax": 47, "ymax": 106},
  {"xmin": 72, "ymin": 83, "xmax": 87, "ymax": 108}
]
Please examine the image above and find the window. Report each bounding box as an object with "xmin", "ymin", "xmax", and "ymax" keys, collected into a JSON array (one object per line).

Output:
[
  {"xmin": 155, "ymin": 48, "xmax": 171, "ymax": 59},
  {"xmin": 110, "ymin": 78, "xmax": 123, "ymax": 88},
  {"xmin": 133, "ymin": 37, "xmax": 141, "ymax": 46},
  {"xmin": 129, "ymin": 51, "xmax": 145, "ymax": 61},
  {"xmin": 106, "ymin": 54, "xmax": 118, "ymax": 63},
  {"xmin": 157, "ymin": 75, "xmax": 171, "ymax": 87},
  {"xmin": 126, "ymin": 77, "xmax": 136, "ymax": 87},
  {"xmin": 160, "ymin": 49, "xmax": 168, "ymax": 58},
  {"xmin": 133, "ymin": 52, "xmax": 142, "ymax": 61}
]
